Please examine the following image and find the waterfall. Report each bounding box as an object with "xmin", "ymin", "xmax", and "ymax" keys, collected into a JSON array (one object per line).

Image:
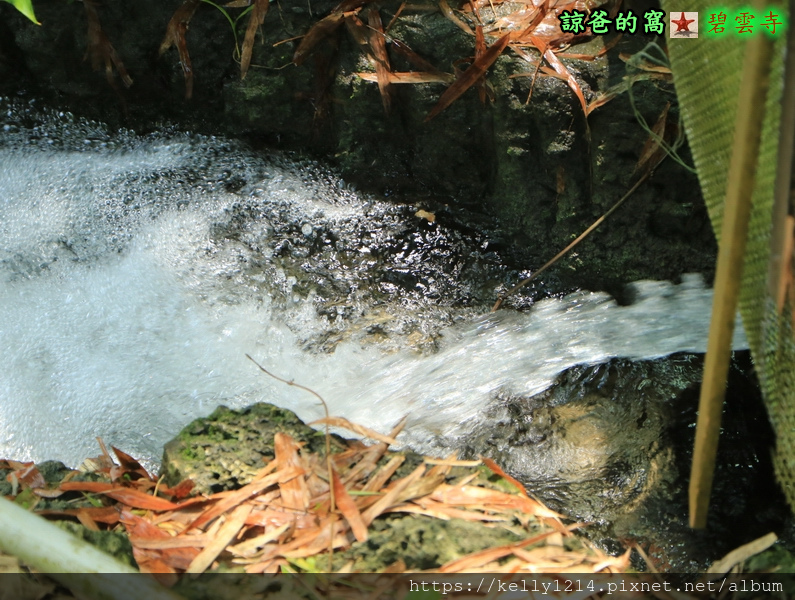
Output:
[{"xmin": 0, "ymin": 100, "xmax": 747, "ymax": 470}]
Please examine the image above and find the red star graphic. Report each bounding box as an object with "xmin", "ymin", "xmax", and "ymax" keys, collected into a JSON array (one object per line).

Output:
[{"xmin": 672, "ymin": 12, "xmax": 695, "ymax": 32}]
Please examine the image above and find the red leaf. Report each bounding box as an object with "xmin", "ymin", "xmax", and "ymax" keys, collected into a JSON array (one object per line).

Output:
[
  {"xmin": 293, "ymin": 12, "xmax": 346, "ymax": 66},
  {"xmin": 159, "ymin": 0, "xmax": 201, "ymax": 99},
  {"xmin": 425, "ymin": 33, "xmax": 511, "ymax": 122},
  {"xmin": 331, "ymin": 467, "xmax": 368, "ymax": 543}
]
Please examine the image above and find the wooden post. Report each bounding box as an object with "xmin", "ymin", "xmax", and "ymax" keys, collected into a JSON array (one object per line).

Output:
[{"xmin": 689, "ymin": 26, "xmax": 775, "ymax": 529}]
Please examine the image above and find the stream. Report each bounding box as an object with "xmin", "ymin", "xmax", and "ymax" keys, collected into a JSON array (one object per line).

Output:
[
  {"xmin": 5, "ymin": 99, "xmax": 782, "ymax": 571},
  {"xmin": 0, "ymin": 98, "xmax": 750, "ymax": 471}
]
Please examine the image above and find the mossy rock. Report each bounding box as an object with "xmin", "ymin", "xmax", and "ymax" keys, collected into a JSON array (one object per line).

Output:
[
  {"xmin": 54, "ymin": 521, "xmax": 136, "ymax": 568},
  {"xmin": 161, "ymin": 403, "xmax": 348, "ymax": 494},
  {"xmin": 329, "ymin": 514, "xmax": 525, "ymax": 571}
]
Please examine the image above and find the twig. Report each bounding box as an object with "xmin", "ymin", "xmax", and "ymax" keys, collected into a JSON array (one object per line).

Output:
[
  {"xmin": 491, "ymin": 168, "xmax": 655, "ymax": 312},
  {"xmin": 245, "ymin": 354, "xmax": 337, "ymax": 570}
]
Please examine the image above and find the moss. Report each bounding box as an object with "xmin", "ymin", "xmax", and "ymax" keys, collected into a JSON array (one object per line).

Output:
[
  {"xmin": 328, "ymin": 514, "xmax": 524, "ymax": 571},
  {"xmin": 54, "ymin": 521, "xmax": 136, "ymax": 568},
  {"xmin": 161, "ymin": 403, "xmax": 347, "ymax": 494}
]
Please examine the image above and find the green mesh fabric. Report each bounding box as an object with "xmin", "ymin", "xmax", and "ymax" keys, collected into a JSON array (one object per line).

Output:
[{"xmin": 660, "ymin": 1, "xmax": 794, "ymax": 507}]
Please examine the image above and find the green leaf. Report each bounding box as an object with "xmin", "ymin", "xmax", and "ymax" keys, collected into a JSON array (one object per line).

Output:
[{"xmin": 2, "ymin": 0, "xmax": 40, "ymax": 25}]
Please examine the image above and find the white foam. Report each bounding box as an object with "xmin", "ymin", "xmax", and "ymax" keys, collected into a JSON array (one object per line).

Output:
[{"xmin": 0, "ymin": 121, "xmax": 747, "ymax": 469}]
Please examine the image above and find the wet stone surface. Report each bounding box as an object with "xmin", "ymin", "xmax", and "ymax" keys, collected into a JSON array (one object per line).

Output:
[
  {"xmin": 461, "ymin": 351, "xmax": 791, "ymax": 571},
  {"xmin": 160, "ymin": 354, "xmax": 793, "ymax": 573}
]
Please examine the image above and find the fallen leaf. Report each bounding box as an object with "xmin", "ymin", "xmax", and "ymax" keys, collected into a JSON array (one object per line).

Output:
[
  {"xmin": 241, "ymin": 0, "xmax": 269, "ymax": 79},
  {"xmin": 367, "ymin": 6, "xmax": 392, "ymax": 114},
  {"xmin": 332, "ymin": 467, "xmax": 368, "ymax": 543},
  {"xmin": 425, "ymin": 33, "xmax": 511, "ymax": 122},
  {"xmin": 293, "ymin": 11, "xmax": 346, "ymax": 66},
  {"xmin": 415, "ymin": 209, "xmax": 436, "ymax": 222},
  {"xmin": 185, "ymin": 465, "xmax": 303, "ymax": 532},
  {"xmin": 439, "ymin": 0, "xmax": 475, "ymax": 35},
  {"xmin": 187, "ymin": 503, "xmax": 254, "ymax": 574},
  {"xmin": 481, "ymin": 456, "xmax": 528, "ymax": 497},
  {"xmin": 310, "ymin": 416, "xmax": 398, "ymax": 446},
  {"xmin": 159, "ymin": 0, "xmax": 201, "ymax": 99},
  {"xmin": 274, "ymin": 433, "xmax": 310, "ymax": 511}
]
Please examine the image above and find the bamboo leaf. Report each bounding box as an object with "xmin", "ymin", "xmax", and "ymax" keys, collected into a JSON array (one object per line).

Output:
[
  {"xmin": 2, "ymin": 0, "xmax": 39, "ymax": 25},
  {"xmin": 240, "ymin": 0, "xmax": 268, "ymax": 79},
  {"xmin": 331, "ymin": 467, "xmax": 368, "ymax": 543},
  {"xmin": 367, "ymin": 6, "xmax": 392, "ymax": 114},
  {"xmin": 160, "ymin": 0, "xmax": 201, "ymax": 99},
  {"xmin": 425, "ymin": 32, "xmax": 511, "ymax": 122},
  {"xmin": 293, "ymin": 11, "xmax": 346, "ymax": 66}
]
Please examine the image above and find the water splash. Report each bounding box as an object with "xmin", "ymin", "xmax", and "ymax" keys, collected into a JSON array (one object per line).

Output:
[{"xmin": 0, "ymin": 100, "xmax": 747, "ymax": 469}]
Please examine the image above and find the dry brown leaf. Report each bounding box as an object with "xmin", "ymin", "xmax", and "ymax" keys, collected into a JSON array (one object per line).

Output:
[
  {"xmin": 358, "ymin": 71, "xmax": 454, "ymax": 84},
  {"xmin": 362, "ymin": 464, "xmax": 425, "ymax": 525},
  {"xmin": 131, "ymin": 534, "xmax": 210, "ymax": 550},
  {"xmin": 293, "ymin": 11, "xmax": 347, "ymax": 66},
  {"xmin": 388, "ymin": 500, "xmax": 512, "ymax": 522},
  {"xmin": 331, "ymin": 467, "xmax": 368, "ymax": 543},
  {"xmin": 345, "ymin": 14, "xmax": 371, "ymax": 51},
  {"xmin": 706, "ymin": 532, "xmax": 778, "ymax": 576},
  {"xmin": 228, "ymin": 523, "xmax": 290, "ymax": 558},
  {"xmin": 415, "ymin": 209, "xmax": 436, "ymax": 222},
  {"xmin": 362, "ymin": 455, "xmax": 405, "ymax": 493},
  {"xmin": 241, "ymin": 0, "xmax": 269, "ymax": 79},
  {"xmin": 159, "ymin": 0, "xmax": 201, "ymax": 99},
  {"xmin": 187, "ymin": 503, "xmax": 254, "ymax": 574},
  {"xmin": 425, "ymin": 32, "xmax": 511, "ymax": 122},
  {"xmin": 439, "ymin": 0, "xmax": 475, "ymax": 35},
  {"xmin": 58, "ymin": 481, "xmax": 179, "ymax": 511},
  {"xmin": 367, "ymin": 6, "xmax": 392, "ymax": 114},
  {"xmin": 274, "ymin": 433, "xmax": 310, "ymax": 511},
  {"xmin": 585, "ymin": 91, "xmax": 616, "ymax": 115},
  {"xmin": 531, "ymin": 36, "xmax": 588, "ymax": 118},
  {"xmin": 389, "ymin": 39, "xmax": 443, "ymax": 74},
  {"xmin": 396, "ymin": 470, "xmax": 446, "ymax": 504},
  {"xmin": 481, "ymin": 456, "xmax": 528, "ymax": 497},
  {"xmin": 310, "ymin": 416, "xmax": 398, "ymax": 446},
  {"xmin": 430, "ymin": 483, "xmax": 561, "ymax": 518},
  {"xmin": 84, "ymin": 0, "xmax": 133, "ymax": 90},
  {"xmin": 6, "ymin": 463, "xmax": 45, "ymax": 491},
  {"xmin": 439, "ymin": 530, "xmax": 558, "ymax": 572},
  {"xmin": 245, "ymin": 509, "xmax": 316, "ymax": 530},
  {"xmin": 185, "ymin": 465, "xmax": 303, "ymax": 532}
]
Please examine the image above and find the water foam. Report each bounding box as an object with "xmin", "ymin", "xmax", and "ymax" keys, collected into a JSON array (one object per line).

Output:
[{"xmin": 0, "ymin": 103, "xmax": 747, "ymax": 469}]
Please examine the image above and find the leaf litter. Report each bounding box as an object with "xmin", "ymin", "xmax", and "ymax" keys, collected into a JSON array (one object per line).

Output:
[{"xmin": 2, "ymin": 425, "xmax": 629, "ymax": 576}]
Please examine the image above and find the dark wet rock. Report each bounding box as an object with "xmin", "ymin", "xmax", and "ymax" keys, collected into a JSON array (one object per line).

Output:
[
  {"xmin": 0, "ymin": 0, "xmax": 716, "ymax": 294},
  {"xmin": 460, "ymin": 351, "xmax": 792, "ymax": 571},
  {"xmin": 461, "ymin": 354, "xmax": 701, "ymax": 523}
]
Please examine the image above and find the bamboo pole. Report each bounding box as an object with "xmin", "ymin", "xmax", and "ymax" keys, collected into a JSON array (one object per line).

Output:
[
  {"xmin": 689, "ymin": 27, "xmax": 775, "ymax": 529},
  {"xmin": 0, "ymin": 497, "xmax": 185, "ymax": 600}
]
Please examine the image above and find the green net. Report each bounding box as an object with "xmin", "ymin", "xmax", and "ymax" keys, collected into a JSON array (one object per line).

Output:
[{"xmin": 660, "ymin": 1, "xmax": 794, "ymax": 507}]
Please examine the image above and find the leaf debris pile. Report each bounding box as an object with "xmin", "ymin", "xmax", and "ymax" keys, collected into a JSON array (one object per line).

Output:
[{"xmin": 2, "ymin": 423, "xmax": 630, "ymax": 577}]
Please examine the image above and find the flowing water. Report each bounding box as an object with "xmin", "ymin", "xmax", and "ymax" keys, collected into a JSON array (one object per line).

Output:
[{"xmin": 0, "ymin": 99, "xmax": 748, "ymax": 472}]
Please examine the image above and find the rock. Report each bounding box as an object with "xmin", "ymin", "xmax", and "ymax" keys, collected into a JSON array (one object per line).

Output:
[
  {"xmin": 0, "ymin": 1, "xmax": 718, "ymax": 292},
  {"xmin": 161, "ymin": 403, "xmax": 347, "ymax": 495},
  {"xmin": 160, "ymin": 402, "xmax": 557, "ymax": 573},
  {"xmin": 460, "ymin": 351, "xmax": 791, "ymax": 570}
]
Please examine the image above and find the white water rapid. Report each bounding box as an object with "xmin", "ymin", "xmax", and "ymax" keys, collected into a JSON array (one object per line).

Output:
[{"xmin": 0, "ymin": 102, "xmax": 748, "ymax": 470}]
